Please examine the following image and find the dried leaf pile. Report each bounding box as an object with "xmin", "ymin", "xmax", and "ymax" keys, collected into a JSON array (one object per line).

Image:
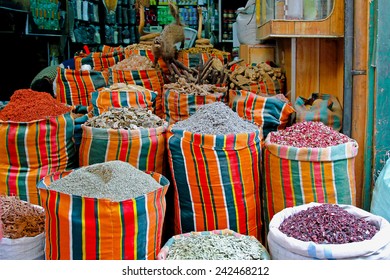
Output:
[
  {"xmin": 229, "ymin": 62, "xmax": 285, "ymax": 90},
  {"xmin": 0, "ymin": 196, "xmax": 45, "ymax": 239},
  {"xmin": 180, "ymin": 47, "xmax": 230, "ymax": 57},
  {"xmin": 101, "ymin": 83, "xmax": 150, "ymax": 92},
  {"xmin": 85, "ymin": 107, "xmax": 166, "ymax": 130},
  {"xmin": 163, "ymin": 77, "xmax": 227, "ymax": 96},
  {"xmin": 124, "ymin": 43, "xmax": 153, "ymax": 51},
  {"xmin": 111, "ymin": 54, "xmax": 154, "ymax": 71}
]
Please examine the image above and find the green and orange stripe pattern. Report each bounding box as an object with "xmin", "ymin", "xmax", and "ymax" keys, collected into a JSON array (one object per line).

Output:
[
  {"xmin": 109, "ymin": 68, "xmax": 164, "ymax": 118},
  {"xmin": 56, "ymin": 68, "xmax": 109, "ymax": 106},
  {"xmin": 263, "ymin": 136, "xmax": 358, "ymax": 228},
  {"xmin": 75, "ymin": 51, "xmax": 125, "ymax": 71},
  {"xmin": 162, "ymin": 89, "xmax": 228, "ymax": 124},
  {"xmin": 38, "ymin": 170, "xmax": 169, "ymax": 260},
  {"xmin": 88, "ymin": 88, "xmax": 157, "ymax": 116},
  {"xmin": 79, "ymin": 125, "xmax": 167, "ymax": 174},
  {"xmin": 167, "ymin": 127, "xmax": 263, "ymax": 241},
  {"xmin": 229, "ymin": 89, "xmax": 295, "ymax": 139},
  {"xmin": 0, "ymin": 113, "xmax": 77, "ymax": 204}
]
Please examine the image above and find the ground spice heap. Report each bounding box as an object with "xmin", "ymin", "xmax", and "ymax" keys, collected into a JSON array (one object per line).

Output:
[
  {"xmin": 166, "ymin": 234, "xmax": 268, "ymax": 260},
  {"xmin": 173, "ymin": 102, "xmax": 259, "ymax": 135},
  {"xmin": 0, "ymin": 89, "xmax": 71, "ymax": 122},
  {"xmin": 48, "ymin": 160, "xmax": 161, "ymax": 201},
  {"xmin": 0, "ymin": 196, "xmax": 45, "ymax": 239},
  {"xmin": 269, "ymin": 121, "xmax": 353, "ymax": 148},
  {"xmin": 279, "ymin": 204, "xmax": 378, "ymax": 244}
]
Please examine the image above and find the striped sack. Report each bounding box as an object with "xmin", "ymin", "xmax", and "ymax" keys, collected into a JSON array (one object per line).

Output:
[
  {"xmin": 55, "ymin": 67, "xmax": 109, "ymax": 106},
  {"xmin": 229, "ymin": 89, "xmax": 295, "ymax": 139},
  {"xmin": 74, "ymin": 51, "xmax": 125, "ymax": 71},
  {"xmin": 162, "ymin": 88, "xmax": 228, "ymax": 125},
  {"xmin": 99, "ymin": 45, "xmax": 124, "ymax": 53},
  {"xmin": 294, "ymin": 93, "xmax": 343, "ymax": 131},
  {"xmin": 239, "ymin": 77, "xmax": 286, "ymax": 96},
  {"xmin": 0, "ymin": 113, "xmax": 77, "ymax": 204},
  {"xmin": 109, "ymin": 68, "xmax": 164, "ymax": 117},
  {"xmin": 37, "ymin": 170, "xmax": 170, "ymax": 260},
  {"xmin": 124, "ymin": 48, "xmax": 169, "ymax": 74},
  {"xmin": 157, "ymin": 229, "xmax": 270, "ymax": 260},
  {"xmin": 88, "ymin": 86, "xmax": 157, "ymax": 116},
  {"xmin": 177, "ymin": 50, "xmax": 231, "ymax": 68},
  {"xmin": 79, "ymin": 125, "xmax": 167, "ymax": 174},
  {"xmin": 167, "ymin": 127, "xmax": 263, "ymax": 241},
  {"xmin": 263, "ymin": 135, "xmax": 358, "ymax": 229}
]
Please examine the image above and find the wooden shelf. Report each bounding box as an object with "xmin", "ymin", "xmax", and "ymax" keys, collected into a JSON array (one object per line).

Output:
[{"xmin": 257, "ymin": 0, "xmax": 344, "ymax": 40}]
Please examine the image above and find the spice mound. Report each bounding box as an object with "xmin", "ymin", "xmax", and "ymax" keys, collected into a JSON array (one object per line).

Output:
[
  {"xmin": 173, "ymin": 102, "xmax": 259, "ymax": 135},
  {"xmin": 279, "ymin": 204, "xmax": 378, "ymax": 244},
  {"xmin": 163, "ymin": 77, "xmax": 228, "ymax": 96},
  {"xmin": 111, "ymin": 54, "xmax": 154, "ymax": 70},
  {"xmin": 85, "ymin": 107, "xmax": 166, "ymax": 130},
  {"xmin": 0, "ymin": 89, "xmax": 71, "ymax": 122},
  {"xmin": 0, "ymin": 196, "xmax": 45, "ymax": 239},
  {"xmin": 165, "ymin": 234, "xmax": 268, "ymax": 260},
  {"xmin": 48, "ymin": 160, "xmax": 162, "ymax": 201},
  {"xmin": 269, "ymin": 121, "xmax": 354, "ymax": 148}
]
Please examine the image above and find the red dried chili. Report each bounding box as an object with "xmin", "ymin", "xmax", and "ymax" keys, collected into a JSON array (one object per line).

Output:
[{"xmin": 0, "ymin": 89, "xmax": 71, "ymax": 122}]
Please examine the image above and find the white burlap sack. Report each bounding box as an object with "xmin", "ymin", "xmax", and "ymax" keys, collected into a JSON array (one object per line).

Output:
[
  {"xmin": 268, "ymin": 202, "xmax": 390, "ymax": 260},
  {"xmin": 237, "ymin": 0, "xmax": 260, "ymax": 45},
  {"xmin": 0, "ymin": 232, "xmax": 45, "ymax": 260}
]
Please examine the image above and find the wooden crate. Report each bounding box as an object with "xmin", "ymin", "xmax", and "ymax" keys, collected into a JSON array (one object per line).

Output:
[{"xmin": 239, "ymin": 44, "xmax": 276, "ymax": 65}]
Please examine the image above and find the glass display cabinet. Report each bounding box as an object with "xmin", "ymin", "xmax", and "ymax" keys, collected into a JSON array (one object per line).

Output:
[{"xmin": 256, "ymin": 0, "xmax": 343, "ymax": 40}]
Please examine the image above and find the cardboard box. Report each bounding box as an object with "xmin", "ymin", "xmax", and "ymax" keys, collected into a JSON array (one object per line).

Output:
[{"xmin": 239, "ymin": 44, "xmax": 276, "ymax": 65}]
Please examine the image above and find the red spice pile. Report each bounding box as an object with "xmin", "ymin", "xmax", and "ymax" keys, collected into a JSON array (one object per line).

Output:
[
  {"xmin": 0, "ymin": 89, "xmax": 71, "ymax": 122},
  {"xmin": 269, "ymin": 121, "xmax": 353, "ymax": 148}
]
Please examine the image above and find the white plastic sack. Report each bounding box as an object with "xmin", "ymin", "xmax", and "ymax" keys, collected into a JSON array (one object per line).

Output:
[
  {"xmin": 371, "ymin": 158, "xmax": 390, "ymax": 222},
  {"xmin": 237, "ymin": 0, "xmax": 261, "ymax": 45},
  {"xmin": 268, "ymin": 202, "xmax": 390, "ymax": 260},
  {"xmin": 0, "ymin": 232, "xmax": 45, "ymax": 260}
]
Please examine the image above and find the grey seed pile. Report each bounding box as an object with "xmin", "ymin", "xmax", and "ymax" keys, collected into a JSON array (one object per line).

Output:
[
  {"xmin": 172, "ymin": 102, "xmax": 259, "ymax": 135},
  {"xmin": 48, "ymin": 161, "xmax": 162, "ymax": 201},
  {"xmin": 166, "ymin": 234, "xmax": 268, "ymax": 260}
]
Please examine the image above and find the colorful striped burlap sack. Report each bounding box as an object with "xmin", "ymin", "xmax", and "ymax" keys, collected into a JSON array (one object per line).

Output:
[
  {"xmin": 162, "ymin": 88, "xmax": 228, "ymax": 125},
  {"xmin": 109, "ymin": 68, "xmax": 165, "ymax": 117},
  {"xmin": 229, "ymin": 89, "xmax": 295, "ymax": 139},
  {"xmin": 294, "ymin": 93, "xmax": 343, "ymax": 131},
  {"xmin": 167, "ymin": 127, "xmax": 263, "ymax": 241},
  {"xmin": 88, "ymin": 86, "xmax": 157, "ymax": 116},
  {"xmin": 74, "ymin": 51, "xmax": 125, "ymax": 71},
  {"xmin": 37, "ymin": 170, "xmax": 169, "ymax": 260},
  {"xmin": 263, "ymin": 134, "xmax": 358, "ymax": 229},
  {"xmin": 99, "ymin": 45, "xmax": 124, "ymax": 53},
  {"xmin": 124, "ymin": 48, "xmax": 169, "ymax": 74},
  {"xmin": 55, "ymin": 67, "xmax": 109, "ymax": 106},
  {"xmin": 0, "ymin": 113, "xmax": 77, "ymax": 204},
  {"xmin": 79, "ymin": 124, "xmax": 167, "ymax": 174},
  {"xmin": 239, "ymin": 77, "xmax": 286, "ymax": 96},
  {"xmin": 177, "ymin": 49, "xmax": 232, "ymax": 68}
]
